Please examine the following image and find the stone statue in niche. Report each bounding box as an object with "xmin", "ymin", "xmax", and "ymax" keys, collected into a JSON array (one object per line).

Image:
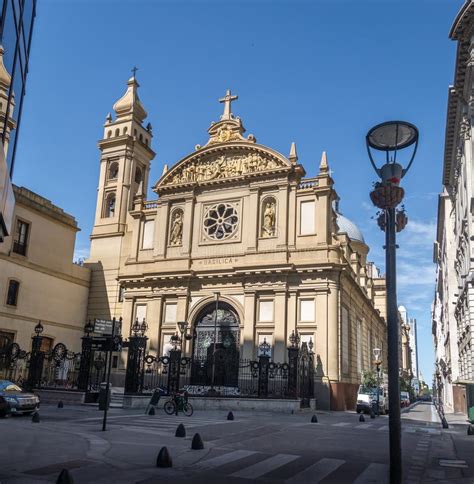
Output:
[
  {"xmin": 169, "ymin": 210, "xmax": 183, "ymax": 246},
  {"xmin": 262, "ymin": 201, "xmax": 276, "ymax": 237}
]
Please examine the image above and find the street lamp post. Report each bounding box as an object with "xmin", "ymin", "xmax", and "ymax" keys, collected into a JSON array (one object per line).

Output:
[
  {"xmin": 367, "ymin": 120, "xmax": 419, "ymax": 484},
  {"xmin": 373, "ymin": 347, "xmax": 382, "ymax": 416}
]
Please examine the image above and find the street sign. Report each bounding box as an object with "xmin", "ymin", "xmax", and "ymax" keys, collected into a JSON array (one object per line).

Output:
[
  {"xmin": 91, "ymin": 336, "xmax": 112, "ymax": 351},
  {"xmin": 94, "ymin": 319, "xmax": 122, "ymax": 336}
]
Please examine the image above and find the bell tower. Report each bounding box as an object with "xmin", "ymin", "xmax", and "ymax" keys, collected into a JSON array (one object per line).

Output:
[
  {"xmin": 87, "ymin": 72, "xmax": 155, "ymax": 320},
  {"xmin": 91, "ymin": 72, "xmax": 155, "ymax": 237}
]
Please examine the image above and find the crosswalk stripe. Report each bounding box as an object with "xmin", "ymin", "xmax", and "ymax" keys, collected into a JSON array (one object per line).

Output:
[
  {"xmin": 353, "ymin": 463, "xmax": 388, "ymax": 483},
  {"xmin": 378, "ymin": 425, "xmax": 389, "ymax": 431},
  {"xmin": 355, "ymin": 424, "xmax": 373, "ymax": 429},
  {"xmin": 285, "ymin": 458, "xmax": 345, "ymax": 483},
  {"xmin": 230, "ymin": 454, "xmax": 299, "ymax": 479},
  {"xmin": 332, "ymin": 422, "xmax": 351, "ymax": 427},
  {"xmin": 196, "ymin": 450, "xmax": 258, "ymax": 470}
]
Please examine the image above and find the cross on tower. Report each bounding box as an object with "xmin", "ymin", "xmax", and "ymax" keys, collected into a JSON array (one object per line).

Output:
[
  {"xmin": 131, "ymin": 66, "xmax": 138, "ymax": 78},
  {"xmin": 219, "ymin": 89, "xmax": 238, "ymax": 120}
]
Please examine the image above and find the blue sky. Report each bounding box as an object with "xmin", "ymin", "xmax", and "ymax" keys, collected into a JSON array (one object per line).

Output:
[{"xmin": 12, "ymin": 0, "xmax": 464, "ymax": 383}]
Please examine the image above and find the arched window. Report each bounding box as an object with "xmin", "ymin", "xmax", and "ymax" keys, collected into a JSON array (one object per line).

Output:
[
  {"xmin": 145, "ymin": 138, "xmax": 149, "ymax": 146},
  {"xmin": 134, "ymin": 129, "xmax": 137, "ymax": 137},
  {"xmin": 107, "ymin": 130, "xmax": 112, "ymax": 139},
  {"xmin": 139, "ymin": 133, "xmax": 143, "ymax": 142},
  {"xmin": 104, "ymin": 193, "xmax": 116, "ymax": 218},
  {"xmin": 134, "ymin": 167, "xmax": 142, "ymax": 184},
  {"xmin": 108, "ymin": 162, "xmax": 119, "ymax": 180},
  {"xmin": 123, "ymin": 126, "xmax": 128, "ymax": 135},
  {"xmin": 115, "ymin": 128, "xmax": 120, "ymax": 137}
]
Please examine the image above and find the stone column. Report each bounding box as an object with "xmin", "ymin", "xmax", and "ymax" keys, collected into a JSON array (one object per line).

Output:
[
  {"xmin": 242, "ymin": 291, "xmax": 256, "ymax": 359},
  {"xmin": 327, "ymin": 278, "xmax": 339, "ymax": 381},
  {"xmin": 288, "ymin": 184, "xmax": 297, "ymax": 249},
  {"xmin": 182, "ymin": 195, "xmax": 195, "ymax": 256},
  {"xmin": 246, "ymin": 187, "xmax": 259, "ymax": 253},
  {"xmin": 273, "ymin": 291, "xmax": 287, "ymax": 361},
  {"xmin": 276, "ymin": 184, "xmax": 288, "ymax": 249},
  {"xmin": 154, "ymin": 200, "xmax": 169, "ymax": 258},
  {"xmin": 147, "ymin": 297, "xmax": 163, "ymax": 354}
]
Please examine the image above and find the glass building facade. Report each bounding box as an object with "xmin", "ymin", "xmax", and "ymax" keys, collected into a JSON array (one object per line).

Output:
[{"xmin": 0, "ymin": 0, "xmax": 36, "ymax": 176}]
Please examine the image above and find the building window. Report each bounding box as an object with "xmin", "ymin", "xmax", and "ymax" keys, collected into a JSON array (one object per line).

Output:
[
  {"xmin": 142, "ymin": 220, "xmax": 154, "ymax": 249},
  {"xmin": 299, "ymin": 298, "xmax": 315, "ymax": 322},
  {"xmin": 108, "ymin": 162, "xmax": 119, "ymax": 180},
  {"xmin": 135, "ymin": 304, "xmax": 147, "ymax": 324},
  {"xmin": 135, "ymin": 167, "xmax": 142, "ymax": 184},
  {"xmin": 258, "ymin": 300, "xmax": 274, "ymax": 322},
  {"xmin": 162, "ymin": 334, "xmax": 174, "ymax": 356},
  {"xmin": 104, "ymin": 192, "xmax": 116, "ymax": 218},
  {"xmin": 300, "ymin": 200, "xmax": 315, "ymax": 235},
  {"xmin": 0, "ymin": 330, "xmax": 14, "ymax": 351},
  {"xmin": 6, "ymin": 280, "xmax": 19, "ymax": 306},
  {"xmin": 203, "ymin": 203, "xmax": 239, "ymax": 241},
  {"xmin": 164, "ymin": 303, "xmax": 177, "ymax": 324},
  {"xmin": 118, "ymin": 286, "xmax": 124, "ymax": 303},
  {"xmin": 12, "ymin": 220, "xmax": 29, "ymax": 256}
]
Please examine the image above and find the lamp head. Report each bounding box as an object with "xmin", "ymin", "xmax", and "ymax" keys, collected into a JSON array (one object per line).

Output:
[
  {"xmin": 373, "ymin": 347, "xmax": 381, "ymax": 360},
  {"xmin": 34, "ymin": 321, "xmax": 44, "ymax": 336},
  {"xmin": 366, "ymin": 121, "xmax": 419, "ymax": 182}
]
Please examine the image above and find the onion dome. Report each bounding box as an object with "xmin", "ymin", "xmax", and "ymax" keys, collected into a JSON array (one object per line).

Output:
[{"xmin": 113, "ymin": 75, "xmax": 147, "ymax": 123}]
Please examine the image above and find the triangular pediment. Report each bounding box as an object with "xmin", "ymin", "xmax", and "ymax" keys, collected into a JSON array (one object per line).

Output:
[{"xmin": 154, "ymin": 143, "xmax": 293, "ymax": 192}]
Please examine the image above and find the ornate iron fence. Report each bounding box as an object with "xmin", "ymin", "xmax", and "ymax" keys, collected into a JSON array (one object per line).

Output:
[
  {"xmin": 142, "ymin": 351, "xmax": 296, "ymax": 399},
  {"xmin": 40, "ymin": 345, "xmax": 81, "ymax": 389},
  {"xmin": 0, "ymin": 343, "xmax": 30, "ymax": 385}
]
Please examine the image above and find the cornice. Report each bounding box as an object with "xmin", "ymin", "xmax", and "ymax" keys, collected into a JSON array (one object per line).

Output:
[{"xmin": 0, "ymin": 252, "xmax": 90, "ymax": 287}]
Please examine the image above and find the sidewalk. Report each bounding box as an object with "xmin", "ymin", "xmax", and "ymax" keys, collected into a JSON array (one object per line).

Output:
[{"xmin": 444, "ymin": 412, "xmax": 470, "ymax": 426}]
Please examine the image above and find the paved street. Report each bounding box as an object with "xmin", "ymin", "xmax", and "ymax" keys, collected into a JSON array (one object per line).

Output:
[{"xmin": 0, "ymin": 401, "xmax": 472, "ymax": 483}]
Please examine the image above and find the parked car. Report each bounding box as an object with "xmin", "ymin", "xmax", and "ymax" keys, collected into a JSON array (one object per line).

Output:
[
  {"xmin": 400, "ymin": 391, "xmax": 410, "ymax": 407},
  {"xmin": 0, "ymin": 380, "xmax": 40, "ymax": 417},
  {"xmin": 356, "ymin": 385, "xmax": 388, "ymax": 414}
]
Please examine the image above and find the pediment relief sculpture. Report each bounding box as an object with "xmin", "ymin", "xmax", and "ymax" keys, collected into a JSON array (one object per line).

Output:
[{"xmin": 160, "ymin": 150, "xmax": 288, "ymax": 187}]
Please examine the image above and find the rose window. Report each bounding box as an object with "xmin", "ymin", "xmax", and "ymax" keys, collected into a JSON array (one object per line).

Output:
[{"xmin": 203, "ymin": 203, "xmax": 239, "ymax": 240}]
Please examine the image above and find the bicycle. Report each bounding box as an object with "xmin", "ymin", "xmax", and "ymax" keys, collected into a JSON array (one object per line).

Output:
[{"xmin": 163, "ymin": 391, "xmax": 193, "ymax": 416}]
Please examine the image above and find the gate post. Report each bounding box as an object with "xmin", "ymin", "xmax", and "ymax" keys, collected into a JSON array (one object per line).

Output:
[
  {"xmin": 26, "ymin": 321, "xmax": 45, "ymax": 390},
  {"xmin": 257, "ymin": 338, "xmax": 271, "ymax": 398},
  {"xmin": 78, "ymin": 321, "xmax": 94, "ymax": 391},
  {"xmin": 287, "ymin": 330, "xmax": 300, "ymax": 398},
  {"xmin": 124, "ymin": 319, "xmax": 148, "ymax": 394}
]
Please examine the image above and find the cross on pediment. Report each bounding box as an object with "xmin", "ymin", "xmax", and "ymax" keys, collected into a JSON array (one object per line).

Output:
[
  {"xmin": 219, "ymin": 89, "xmax": 238, "ymax": 120},
  {"xmin": 131, "ymin": 66, "xmax": 138, "ymax": 77}
]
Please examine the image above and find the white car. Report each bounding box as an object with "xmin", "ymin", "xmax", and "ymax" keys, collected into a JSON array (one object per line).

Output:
[{"xmin": 356, "ymin": 385, "xmax": 388, "ymax": 414}]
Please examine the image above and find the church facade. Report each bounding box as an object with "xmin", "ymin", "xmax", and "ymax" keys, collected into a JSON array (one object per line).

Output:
[{"xmin": 86, "ymin": 77, "xmax": 387, "ymax": 410}]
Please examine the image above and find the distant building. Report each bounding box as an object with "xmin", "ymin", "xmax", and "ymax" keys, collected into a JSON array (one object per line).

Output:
[
  {"xmin": 433, "ymin": 1, "xmax": 474, "ymax": 414},
  {"xmin": 0, "ymin": 0, "xmax": 37, "ymax": 241},
  {"xmin": 0, "ymin": 185, "xmax": 90, "ymax": 355},
  {"xmin": 399, "ymin": 305, "xmax": 419, "ymax": 394}
]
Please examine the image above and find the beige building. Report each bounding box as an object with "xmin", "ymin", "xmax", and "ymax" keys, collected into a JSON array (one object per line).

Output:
[
  {"xmin": 86, "ymin": 78, "xmax": 387, "ymax": 410},
  {"xmin": 0, "ymin": 185, "xmax": 90, "ymax": 354},
  {"xmin": 433, "ymin": 1, "xmax": 474, "ymax": 415}
]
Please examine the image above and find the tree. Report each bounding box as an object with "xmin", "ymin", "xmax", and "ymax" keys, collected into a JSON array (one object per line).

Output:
[{"xmin": 362, "ymin": 370, "xmax": 378, "ymax": 387}]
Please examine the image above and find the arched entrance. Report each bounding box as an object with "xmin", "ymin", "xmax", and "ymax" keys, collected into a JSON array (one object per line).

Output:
[{"xmin": 191, "ymin": 301, "xmax": 240, "ymax": 388}]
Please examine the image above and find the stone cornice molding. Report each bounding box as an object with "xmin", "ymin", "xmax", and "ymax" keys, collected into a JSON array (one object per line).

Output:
[{"xmin": 0, "ymin": 251, "xmax": 90, "ymax": 287}]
